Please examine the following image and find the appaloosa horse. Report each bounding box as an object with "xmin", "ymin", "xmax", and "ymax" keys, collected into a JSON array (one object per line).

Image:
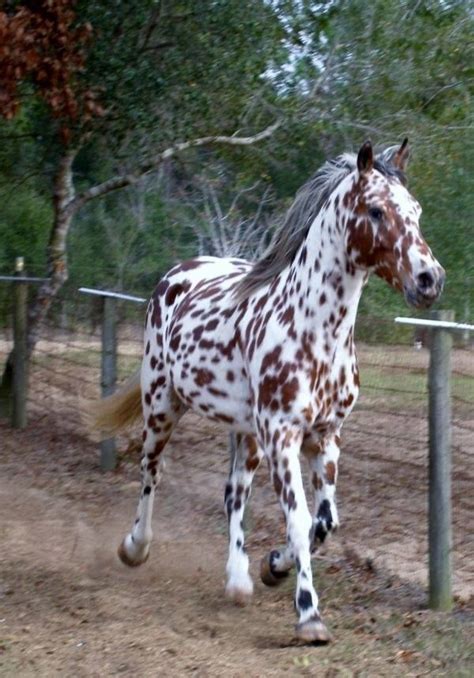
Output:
[{"xmin": 94, "ymin": 139, "xmax": 444, "ymax": 643}]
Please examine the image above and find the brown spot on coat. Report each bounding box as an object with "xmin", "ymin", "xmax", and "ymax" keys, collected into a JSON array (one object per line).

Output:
[
  {"xmin": 165, "ymin": 283, "xmax": 186, "ymax": 306},
  {"xmin": 214, "ymin": 413, "xmax": 234, "ymax": 424},
  {"xmin": 281, "ymin": 377, "xmax": 299, "ymax": 410},
  {"xmin": 181, "ymin": 259, "xmax": 205, "ymax": 270},
  {"xmin": 325, "ymin": 461, "xmax": 336, "ymax": 485},
  {"xmin": 194, "ymin": 369, "xmax": 214, "ymax": 386},
  {"xmin": 303, "ymin": 438, "xmax": 323, "ymax": 456},
  {"xmin": 258, "ymin": 375, "xmax": 279, "ymax": 409},
  {"xmin": 260, "ymin": 345, "xmax": 282, "ymax": 375},
  {"xmin": 280, "ymin": 307, "xmax": 294, "ymax": 325}
]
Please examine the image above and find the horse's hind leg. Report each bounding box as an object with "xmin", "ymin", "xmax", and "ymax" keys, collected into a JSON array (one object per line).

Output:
[
  {"xmin": 118, "ymin": 387, "xmax": 185, "ymax": 567},
  {"xmin": 224, "ymin": 434, "xmax": 263, "ymax": 604}
]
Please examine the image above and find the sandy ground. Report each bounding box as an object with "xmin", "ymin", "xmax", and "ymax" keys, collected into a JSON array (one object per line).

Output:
[
  {"xmin": 0, "ymin": 338, "xmax": 472, "ymax": 676},
  {"xmin": 0, "ymin": 410, "xmax": 473, "ymax": 677},
  {"xmin": 17, "ymin": 340, "xmax": 474, "ymax": 601}
]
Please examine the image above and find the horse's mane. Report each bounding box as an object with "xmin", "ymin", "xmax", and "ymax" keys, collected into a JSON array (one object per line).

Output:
[{"xmin": 235, "ymin": 146, "xmax": 406, "ymax": 300}]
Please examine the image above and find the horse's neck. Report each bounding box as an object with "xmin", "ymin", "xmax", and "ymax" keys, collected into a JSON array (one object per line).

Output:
[{"xmin": 279, "ymin": 191, "xmax": 366, "ymax": 346}]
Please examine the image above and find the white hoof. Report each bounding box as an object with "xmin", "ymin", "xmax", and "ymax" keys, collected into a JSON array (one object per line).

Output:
[
  {"xmin": 225, "ymin": 574, "xmax": 254, "ymax": 606},
  {"xmin": 295, "ymin": 617, "xmax": 333, "ymax": 644}
]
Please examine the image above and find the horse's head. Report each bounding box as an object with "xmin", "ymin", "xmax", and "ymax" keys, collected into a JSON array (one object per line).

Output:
[{"xmin": 344, "ymin": 139, "xmax": 444, "ymax": 309}]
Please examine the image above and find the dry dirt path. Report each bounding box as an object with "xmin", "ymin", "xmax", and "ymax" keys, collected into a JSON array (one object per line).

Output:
[{"xmin": 0, "ymin": 417, "xmax": 472, "ymax": 676}]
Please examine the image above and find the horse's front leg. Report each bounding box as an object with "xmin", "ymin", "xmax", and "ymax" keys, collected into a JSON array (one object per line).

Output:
[
  {"xmin": 224, "ymin": 433, "xmax": 264, "ymax": 605},
  {"xmin": 303, "ymin": 433, "xmax": 340, "ymax": 549},
  {"xmin": 262, "ymin": 425, "xmax": 332, "ymax": 643}
]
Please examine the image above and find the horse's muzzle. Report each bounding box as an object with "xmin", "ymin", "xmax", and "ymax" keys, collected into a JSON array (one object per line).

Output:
[{"xmin": 404, "ymin": 267, "xmax": 445, "ymax": 309}]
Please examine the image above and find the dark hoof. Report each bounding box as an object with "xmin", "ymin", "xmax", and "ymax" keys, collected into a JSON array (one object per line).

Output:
[
  {"xmin": 295, "ymin": 618, "xmax": 333, "ymax": 644},
  {"xmin": 260, "ymin": 550, "xmax": 290, "ymax": 587},
  {"xmin": 117, "ymin": 539, "xmax": 150, "ymax": 567}
]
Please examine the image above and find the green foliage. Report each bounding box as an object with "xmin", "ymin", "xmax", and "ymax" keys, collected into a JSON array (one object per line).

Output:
[
  {"xmin": 0, "ymin": 186, "xmax": 51, "ymax": 274},
  {"xmin": 74, "ymin": 0, "xmax": 286, "ymax": 149},
  {"xmin": 0, "ymin": 0, "xmax": 472, "ymax": 333},
  {"xmin": 0, "ymin": 113, "xmax": 52, "ymax": 278},
  {"xmin": 0, "ymin": 181, "xmax": 52, "ymax": 323},
  {"xmin": 67, "ymin": 181, "xmax": 196, "ymax": 295}
]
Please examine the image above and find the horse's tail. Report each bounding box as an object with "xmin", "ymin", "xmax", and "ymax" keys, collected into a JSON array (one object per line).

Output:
[{"xmin": 86, "ymin": 368, "xmax": 143, "ymax": 436}]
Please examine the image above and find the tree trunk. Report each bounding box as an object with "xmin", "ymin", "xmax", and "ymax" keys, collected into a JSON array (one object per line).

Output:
[
  {"xmin": 0, "ymin": 151, "xmax": 77, "ymax": 399},
  {"xmin": 26, "ymin": 150, "xmax": 77, "ymax": 354}
]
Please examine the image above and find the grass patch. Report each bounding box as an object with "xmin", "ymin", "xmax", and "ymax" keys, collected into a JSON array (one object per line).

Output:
[
  {"xmin": 359, "ymin": 364, "xmax": 473, "ymax": 411},
  {"xmin": 32, "ymin": 349, "xmax": 139, "ymax": 380},
  {"xmin": 283, "ymin": 558, "xmax": 473, "ymax": 677}
]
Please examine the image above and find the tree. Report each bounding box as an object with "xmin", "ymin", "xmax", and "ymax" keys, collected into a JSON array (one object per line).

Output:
[
  {"xmin": 175, "ymin": 169, "xmax": 274, "ymax": 259},
  {"xmin": 286, "ymin": 0, "xmax": 474, "ymax": 320},
  {"xmin": 0, "ymin": 0, "xmax": 287, "ymax": 356},
  {"xmin": 1, "ymin": 0, "xmax": 472, "ymax": 342},
  {"xmin": 0, "ymin": 0, "xmax": 96, "ymax": 126},
  {"xmin": 67, "ymin": 169, "xmax": 196, "ymax": 294}
]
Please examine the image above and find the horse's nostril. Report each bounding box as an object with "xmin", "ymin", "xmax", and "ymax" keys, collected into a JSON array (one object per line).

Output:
[{"xmin": 417, "ymin": 271, "xmax": 434, "ymax": 291}]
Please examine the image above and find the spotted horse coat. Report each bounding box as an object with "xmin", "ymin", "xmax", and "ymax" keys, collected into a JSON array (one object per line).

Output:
[{"xmin": 96, "ymin": 140, "xmax": 444, "ymax": 644}]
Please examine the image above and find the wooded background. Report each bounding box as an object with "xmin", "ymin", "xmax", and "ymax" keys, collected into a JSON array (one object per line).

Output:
[{"xmin": 0, "ymin": 0, "xmax": 472, "ymax": 336}]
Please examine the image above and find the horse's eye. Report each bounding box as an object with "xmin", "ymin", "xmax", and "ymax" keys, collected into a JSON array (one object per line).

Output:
[{"xmin": 368, "ymin": 207, "xmax": 384, "ymax": 221}]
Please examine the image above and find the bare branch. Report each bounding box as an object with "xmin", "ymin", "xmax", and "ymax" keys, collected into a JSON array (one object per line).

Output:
[
  {"xmin": 420, "ymin": 81, "xmax": 466, "ymax": 111},
  {"xmin": 140, "ymin": 1, "xmax": 164, "ymax": 50},
  {"xmin": 70, "ymin": 120, "xmax": 281, "ymax": 214},
  {"xmin": 208, "ymin": 183, "xmax": 225, "ymax": 227},
  {"xmin": 227, "ymin": 181, "xmax": 261, "ymax": 217},
  {"xmin": 250, "ymin": 185, "xmax": 272, "ymax": 229},
  {"xmin": 181, "ymin": 173, "xmax": 275, "ymax": 259}
]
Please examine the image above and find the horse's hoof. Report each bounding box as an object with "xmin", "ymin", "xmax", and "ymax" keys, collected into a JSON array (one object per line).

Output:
[
  {"xmin": 117, "ymin": 539, "xmax": 150, "ymax": 567},
  {"xmin": 225, "ymin": 584, "xmax": 253, "ymax": 607},
  {"xmin": 295, "ymin": 617, "xmax": 333, "ymax": 644},
  {"xmin": 260, "ymin": 550, "xmax": 290, "ymax": 587}
]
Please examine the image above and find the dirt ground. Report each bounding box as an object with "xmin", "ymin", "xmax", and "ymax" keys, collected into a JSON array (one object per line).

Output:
[
  {"xmin": 0, "ymin": 407, "xmax": 472, "ymax": 677},
  {"xmin": 18, "ymin": 339, "xmax": 474, "ymax": 600}
]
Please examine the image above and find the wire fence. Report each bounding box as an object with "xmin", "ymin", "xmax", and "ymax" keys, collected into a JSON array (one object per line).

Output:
[{"xmin": 0, "ymin": 288, "xmax": 472, "ymax": 601}]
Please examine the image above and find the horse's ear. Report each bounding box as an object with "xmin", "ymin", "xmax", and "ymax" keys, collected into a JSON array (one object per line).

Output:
[
  {"xmin": 393, "ymin": 137, "xmax": 410, "ymax": 171},
  {"xmin": 357, "ymin": 140, "xmax": 373, "ymax": 174}
]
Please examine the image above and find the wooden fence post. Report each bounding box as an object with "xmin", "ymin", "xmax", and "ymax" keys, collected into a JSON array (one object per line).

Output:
[
  {"xmin": 428, "ymin": 309, "xmax": 454, "ymax": 610},
  {"xmin": 100, "ymin": 295, "xmax": 117, "ymax": 471},
  {"xmin": 12, "ymin": 257, "xmax": 28, "ymax": 429}
]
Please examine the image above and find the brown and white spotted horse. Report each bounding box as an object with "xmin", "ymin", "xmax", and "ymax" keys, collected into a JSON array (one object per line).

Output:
[{"xmin": 94, "ymin": 140, "xmax": 444, "ymax": 643}]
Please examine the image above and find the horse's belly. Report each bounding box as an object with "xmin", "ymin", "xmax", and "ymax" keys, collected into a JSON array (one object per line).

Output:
[{"xmin": 170, "ymin": 363, "xmax": 254, "ymax": 433}]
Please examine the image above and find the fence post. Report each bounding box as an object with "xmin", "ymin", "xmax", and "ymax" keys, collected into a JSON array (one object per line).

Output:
[
  {"xmin": 428, "ymin": 309, "xmax": 454, "ymax": 610},
  {"xmin": 12, "ymin": 257, "xmax": 28, "ymax": 429},
  {"xmin": 100, "ymin": 295, "xmax": 117, "ymax": 470}
]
